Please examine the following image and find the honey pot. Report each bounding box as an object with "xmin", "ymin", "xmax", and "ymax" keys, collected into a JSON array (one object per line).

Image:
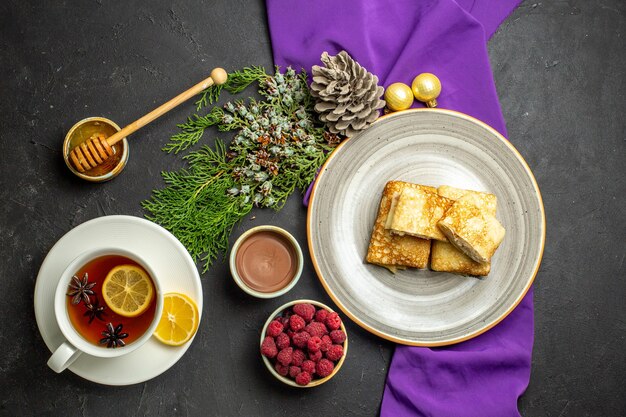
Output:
[{"xmin": 63, "ymin": 117, "xmax": 128, "ymax": 182}]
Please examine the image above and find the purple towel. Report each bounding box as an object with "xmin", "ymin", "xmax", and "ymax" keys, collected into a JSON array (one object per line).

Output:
[{"xmin": 266, "ymin": 1, "xmax": 532, "ymax": 416}]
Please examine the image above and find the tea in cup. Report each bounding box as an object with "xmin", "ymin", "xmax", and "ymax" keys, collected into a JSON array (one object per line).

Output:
[{"xmin": 47, "ymin": 248, "xmax": 163, "ymax": 373}]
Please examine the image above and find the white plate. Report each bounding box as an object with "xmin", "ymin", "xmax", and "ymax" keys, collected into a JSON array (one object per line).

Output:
[
  {"xmin": 307, "ymin": 109, "xmax": 545, "ymax": 346},
  {"xmin": 34, "ymin": 215, "xmax": 203, "ymax": 385}
]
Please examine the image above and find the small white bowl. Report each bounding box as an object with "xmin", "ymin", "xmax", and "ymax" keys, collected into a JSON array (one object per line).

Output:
[
  {"xmin": 229, "ymin": 225, "xmax": 303, "ymax": 298},
  {"xmin": 260, "ymin": 299, "xmax": 348, "ymax": 388}
]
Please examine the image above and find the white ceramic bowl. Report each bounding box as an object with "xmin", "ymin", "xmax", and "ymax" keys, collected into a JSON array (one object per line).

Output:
[
  {"xmin": 229, "ymin": 225, "xmax": 303, "ymax": 298},
  {"xmin": 260, "ymin": 299, "xmax": 348, "ymax": 388}
]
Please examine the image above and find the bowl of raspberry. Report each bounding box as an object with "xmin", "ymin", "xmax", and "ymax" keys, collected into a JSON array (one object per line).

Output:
[{"xmin": 260, "ymin": 300, "xmax": 348, "ymax": 387}]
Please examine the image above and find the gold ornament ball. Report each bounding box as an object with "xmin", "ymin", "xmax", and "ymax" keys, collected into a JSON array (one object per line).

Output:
[
  {"xmin": 384, "ymin": 83, "xmax": 414, "ymax": 112},
  {"xmin": 411, "ymin": 73, "xmax": 441, "ymax": 108}
]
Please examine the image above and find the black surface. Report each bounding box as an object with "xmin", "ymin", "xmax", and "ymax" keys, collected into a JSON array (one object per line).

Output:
[{"xmin": 0, "ymin": 1, "xmax": 624, "ymax": 416}]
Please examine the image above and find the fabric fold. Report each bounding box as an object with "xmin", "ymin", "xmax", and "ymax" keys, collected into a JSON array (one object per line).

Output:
[{"xmin": 266, "ymin": 1, "xmax": 530, "ymax": 415}]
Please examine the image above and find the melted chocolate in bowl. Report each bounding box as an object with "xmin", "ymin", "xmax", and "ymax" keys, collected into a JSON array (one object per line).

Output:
[{"xmin": 235, "ymin": 230, "xmax": 298, "ymax": 293}]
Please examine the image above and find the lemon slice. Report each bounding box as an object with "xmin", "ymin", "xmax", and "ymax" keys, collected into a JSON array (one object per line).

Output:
[
  {"xmin": 102, "ymin": 265, "xmax": 155, "ymax": 317},
  {"xmin": 153, "ymin": 293, "xmax": 199, "ymax": 346}
]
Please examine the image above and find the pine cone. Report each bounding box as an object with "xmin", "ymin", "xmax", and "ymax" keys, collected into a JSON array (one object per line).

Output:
[{"xmin": 310, "ymin": 51, "xmax": 385, "ymax": 137}]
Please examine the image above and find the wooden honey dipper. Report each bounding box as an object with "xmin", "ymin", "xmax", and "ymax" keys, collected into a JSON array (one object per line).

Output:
[{"xmin": 69, "ymin": 67, "xmax": 228, "ymax": 172}]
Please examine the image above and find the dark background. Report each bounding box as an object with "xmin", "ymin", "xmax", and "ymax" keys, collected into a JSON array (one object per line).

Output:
[{"xmin": 1, "ymin": 1, "xmax": 624, "ymax": 416}]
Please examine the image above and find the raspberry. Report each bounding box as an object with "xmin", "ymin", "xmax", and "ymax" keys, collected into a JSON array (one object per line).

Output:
[
  {"xmin": 308, "ymin": 349, "xmax": 322, "ymax": 362},
  {"xmin": 320, "ymin": 335, "xmax": 332, "ymax": 352},
  {"xmin": 316, "ymin": 358, "xmax": 335, "ymax": 378},
  {"xmin": 314, "ymin": 308, "xmax": 329, "ymax": 323},
  {"xmin": 261, "ymin": 336, "xmax": 278, "ymax": 358},
  {"xmin": 295, "ymin": 371, "xmax": 312, "ymax": 386},
  {"xmin": 275, "ymin": 362, "xmax": 289, "ymax": 377},
  {"xmin": 305, "ymin": 322, "xmax": 328, "ymax": 338},
  {"xmin": 277, "ymin": 347, "xmax": 293, "ymax": 366},
  {"xmin": 326, "ymin": 344, "xmax": 344, "ymax": 361},
  {"xmin": 325, "ymin": 312, "xmax": 342, "ymax": 330},
  {"xmin": 292, "ymin": 349, "xmax": 306, "ymax": 366},
  {"xmin": 292, "ymin": 331, "xmax": 311, "ymax": 348},
  {"xmin": 276, "ymin": 332, "xmax": 290, "ymax": 350},
  {"xmin": 289, "ymin": 314, "xmax": 306, "ymax": 331},
  {"xmin": 293, "ymin": 303, "xmax": 316, "ymax": 322},
  {"xmin": 307, "ymin": 336, "xmax": 322, "ymax": 352},
  {"xmin": 278, "ymin": 315, "xmax": 290, "ymax": 328},
  {"xmin": 289, "ymin": 366, "xmax": 302, "ymax": 379},
  {"xmin": 301, "ymin": 360, "xmax": 316, "ymax": 374},
  {"xmin": 330, "ymin": 329, "xmax": 346, "ymax": 344},
  {"xmin": 267, "ymin": 320, "xmax": 284, "ymax": 338}
]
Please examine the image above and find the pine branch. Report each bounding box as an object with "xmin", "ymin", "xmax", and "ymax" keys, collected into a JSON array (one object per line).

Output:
[
  {"xmin": 144, "ymin": 66, "xmax": 342, "ymax": 272},
  {"xmin": 223, "ymin": 66, "xmax": 268, "ymax": 95},
  {"xmin": 195, "ymin": 66, "xmax": 268, "ymax": 110},
  {"xmin": 163, "ymin": 107, "xmax": 224, "ymax": 154},
  {"xmin": 194, "ymin": 84, "xmax": 224, "ymax": 111},
  {"xmin": 142, "ymin": 142, "xmax": 253, "ymax": 272}
]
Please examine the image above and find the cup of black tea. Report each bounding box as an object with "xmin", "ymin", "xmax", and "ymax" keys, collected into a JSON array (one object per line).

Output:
[{"xmin": 47, "ymin": 247, "xmax": 163, "ymax": 373}]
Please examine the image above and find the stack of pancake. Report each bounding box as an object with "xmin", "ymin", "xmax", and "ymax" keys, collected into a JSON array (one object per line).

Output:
[{"xmin": 366, "ymin": 181, "xmax": 505, "ymax": 276}]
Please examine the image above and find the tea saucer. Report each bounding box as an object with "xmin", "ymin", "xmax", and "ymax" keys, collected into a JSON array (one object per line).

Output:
[{"xmin": 34, "ymin": 215, "xmax": 203, "ymax": 385}]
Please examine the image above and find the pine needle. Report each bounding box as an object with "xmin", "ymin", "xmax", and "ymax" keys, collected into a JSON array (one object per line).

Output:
[
  {"xmin": 143, "ymin": 67, "xmax": 342, "ymax": 272},
  {"xmin": 163, "ymin": 107, "xmax": 224, "ymax": 154},
  {"xmin": 195, "ymin": 66, "xmax": 268, "ymax": 110}
]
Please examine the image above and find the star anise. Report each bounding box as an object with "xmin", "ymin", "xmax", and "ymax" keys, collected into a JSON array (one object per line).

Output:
[
  {"xmin": 99, "ymin": 323, "xmax": 128, "ymax": 348},
  {"xmin": 83, "ymin": 297, "xmax": 106, "ymax": 324},
  {"xmin": 66, "ymin": 273, "xmax": 96, "ymax": 305}
]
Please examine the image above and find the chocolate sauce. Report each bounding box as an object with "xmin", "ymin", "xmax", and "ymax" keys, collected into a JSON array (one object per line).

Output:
[{"xmin": 235, "ymin": 230, "xmax": 298, "ymax": 293}]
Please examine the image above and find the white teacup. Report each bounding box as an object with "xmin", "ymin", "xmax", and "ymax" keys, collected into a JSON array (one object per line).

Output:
[{"xmin": 47, "ymin": 247, "xmax": 163, "ymax": 373}]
